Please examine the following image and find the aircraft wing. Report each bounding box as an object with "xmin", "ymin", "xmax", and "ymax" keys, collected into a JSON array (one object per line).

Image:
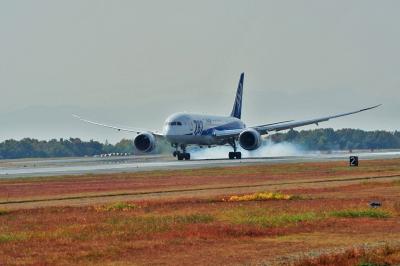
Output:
[
  {"xmin": 73, "ymin": 115, "xmax": 163, "ymax": 136},
  {"xmin": 256, "ymin": 104, "xmax": 381, "ymax": 134},
  {"xmin": 213, "ymin": 104, "xmax": 381, "ymax": 138}
]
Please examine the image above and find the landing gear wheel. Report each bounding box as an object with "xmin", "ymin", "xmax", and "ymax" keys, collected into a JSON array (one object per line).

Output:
[
  {"xmin": 177, "ymin": 153, "xmax": 190, "ymax": 161},
  {"xmin": 229, "ymin": 152, "xmax": 242, "ymax": 159},
  {"xmin": 175, "ymin": 144, "xmax": 190, "ymax": 161},
  {"xmin": 228, "ymin": 139, "xmax": 241, "ymax": 160}
]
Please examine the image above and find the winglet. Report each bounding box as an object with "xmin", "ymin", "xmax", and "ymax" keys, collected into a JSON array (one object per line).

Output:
[
  {"xmin": 230, "ymin": 73, "xmax": 244, "ymax": 119},
  {"xmin": 359, "ymin": 104, "xmax": 382, "ymax": 112}
]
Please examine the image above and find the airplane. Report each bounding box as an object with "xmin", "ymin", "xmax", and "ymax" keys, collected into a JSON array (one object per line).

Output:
[{"xmin": 74, "ymin": 73, "xmax": 381, "ymax": 160}]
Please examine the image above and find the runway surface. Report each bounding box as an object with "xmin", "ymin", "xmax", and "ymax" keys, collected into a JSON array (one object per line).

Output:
[{"xmin": 1, "ymin": 150, "xmax": 400, "ymax": 178}]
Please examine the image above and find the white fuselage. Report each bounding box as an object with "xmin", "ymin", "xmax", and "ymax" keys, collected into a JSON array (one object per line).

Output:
[{"xmin": 163, "ymin": 113, "xmax": 245, "ymax": 145}]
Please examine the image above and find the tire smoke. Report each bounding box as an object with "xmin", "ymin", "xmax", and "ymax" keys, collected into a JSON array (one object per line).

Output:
[{"xmin": 189, "ymin": 139, "xmax": 304, "ymax": 160}]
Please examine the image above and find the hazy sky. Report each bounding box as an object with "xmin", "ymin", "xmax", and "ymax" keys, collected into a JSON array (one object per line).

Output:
[{"xmin": 0, "ymin": 1, "xmax": 399, "ymax": 142}]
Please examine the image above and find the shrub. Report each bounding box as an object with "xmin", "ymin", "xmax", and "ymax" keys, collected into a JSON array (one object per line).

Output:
[
  {"xmin": 226, "ymin": 192, "xmax": 292, "ymax": 202},
  {"xmin": 0, "ymin": 233, "xmax": 27, "ymax": 243},
  {"xmin": 95, "ymin": 202, "xmax": 137, "ymax": 212}
]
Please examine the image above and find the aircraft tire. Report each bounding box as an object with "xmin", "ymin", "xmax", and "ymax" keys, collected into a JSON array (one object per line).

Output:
[
  {"xmin": 235, "ymin": 152, "xmax": 242, "ymax": 159},
  {"xmin": 177, "ymin": 153, "xmax": 184, "ymax": 160},
  {"xmin": 228, "ymin": 152, "xmax": 235, "ymax": 159},
  {"xmin": 184, "ymin": 153, "xmax": 191, "ymax": 160}
]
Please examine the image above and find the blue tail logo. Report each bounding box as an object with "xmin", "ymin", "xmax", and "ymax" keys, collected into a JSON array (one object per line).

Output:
[{"xmin": 230, "ymin": 73, "xmax": 244, "ymax": 119}]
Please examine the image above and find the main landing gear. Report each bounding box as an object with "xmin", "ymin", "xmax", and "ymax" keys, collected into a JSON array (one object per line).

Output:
[
  {"xmin": 228, "ymin": 140, "xmax": 241, "ymax": 160},
  {"xmin": 173, "ymin": 144, "xmax": 191, "ymax": 161}
]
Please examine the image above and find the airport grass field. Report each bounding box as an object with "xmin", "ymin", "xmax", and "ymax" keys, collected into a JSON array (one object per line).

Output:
[{"xmin": 1, "ymin": 159, "xmax": 400, "ymax": 265}]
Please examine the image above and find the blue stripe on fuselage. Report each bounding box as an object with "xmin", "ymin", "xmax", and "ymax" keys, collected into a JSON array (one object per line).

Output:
[{"xmin": 201, "ymin": 121, "xmax": 243, "ymax": 136}]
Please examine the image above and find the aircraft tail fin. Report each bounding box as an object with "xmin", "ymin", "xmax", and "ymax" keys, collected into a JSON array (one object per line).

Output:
[{"xmin": 230, "ymin": 72, "xmax": 244, "ymax": 119}]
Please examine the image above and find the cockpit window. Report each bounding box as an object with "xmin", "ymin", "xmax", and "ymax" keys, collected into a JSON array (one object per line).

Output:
[{"xmin": 166, "ymin": 121, "xmax": 183, "ymax": 126}]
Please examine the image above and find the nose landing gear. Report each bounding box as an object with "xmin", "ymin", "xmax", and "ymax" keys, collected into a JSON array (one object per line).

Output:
[{"xmin": 173, "ymin": 144, "xmax": 191, "ymax": 160}]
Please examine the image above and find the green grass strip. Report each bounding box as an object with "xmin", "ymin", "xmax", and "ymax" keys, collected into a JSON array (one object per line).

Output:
[{"xmin": 330, "ymin": 209, "xmax": 391, "ymax": 219}]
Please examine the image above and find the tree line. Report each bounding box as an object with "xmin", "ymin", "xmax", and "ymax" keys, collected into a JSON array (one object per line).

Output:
[
  {"xmin": 0, "ymin": 128, "xmax": 399, "ymax": 159},
  {"xmin": 0, "ymin": 138, "xmax": 134, "ymax": 159},
  {"xmin": 271, "ymin": 128, "xmax": 400, "ymax": 151}
]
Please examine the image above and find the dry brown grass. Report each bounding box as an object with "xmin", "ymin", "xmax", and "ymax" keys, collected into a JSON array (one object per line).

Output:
[
  {"xmin": 292, "ymin": 244, "xmax": 400, "ymax": 266},
  {"xmin": 1, "ymin": 159, "xmax": 399, "ymax": 202},
  {"xmin": 0, "ymin": 159, "xmax": 399, "ymax": 265}
]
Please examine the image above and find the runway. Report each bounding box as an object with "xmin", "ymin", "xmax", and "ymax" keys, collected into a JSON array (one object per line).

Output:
[{"xmin": 1, "ymin": 150, "xmax": 400, "ymax": 178}]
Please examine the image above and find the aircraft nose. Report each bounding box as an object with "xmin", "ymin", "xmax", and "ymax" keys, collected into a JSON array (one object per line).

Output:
[
  {"xmin": 163, "ymin": 125, "xmax": 175, "ymax": 137},
  {"xmin": 163, "ymin": 126, "xmax": 171, "ymax": 136}
]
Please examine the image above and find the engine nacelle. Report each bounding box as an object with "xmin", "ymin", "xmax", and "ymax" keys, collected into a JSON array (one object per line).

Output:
[
  {"xmin": 238, "ymin": 128, "xmax": 262, "ymax": 151},
  {"xmin": 134, "ymin": 132, "xmax": 156, "ymax": 153}
]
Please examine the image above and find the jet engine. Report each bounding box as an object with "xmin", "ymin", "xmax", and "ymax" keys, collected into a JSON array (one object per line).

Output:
[
  {"xmin": 238, "ymin": 128, "xmax": 262, "ymax": 151},
  {"xmin": 134, "ymin": 132, "xmax": 156, "ymax": 153}
]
